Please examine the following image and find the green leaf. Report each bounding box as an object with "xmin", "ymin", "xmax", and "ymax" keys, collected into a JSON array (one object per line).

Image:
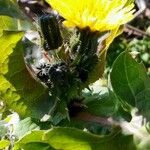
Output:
[
  {"xmin": 15, "ymin": 127, "xmax": 136, "ymax": 150},
  {"xmin": 83, "ymin": 86, "xmax": 117, "ymax": 117},
  {"xmin": 51, "ymin": 101, "xmax": 69, "ymax": 125},
  {"xmin": 0, "ymin": 139, "xmax": 10, "ymax": 149},
  {"xmin": 0, "ymin": 0, "xmax": 26, "ymax": 19},
  {"xmin": 0, "ymin": 31, "xmax": 52, "ymax": 119},
  {"xmin": 110, "ymin": 51, "xmax": 150, "ymax": 119},
  {"xmin": 13, "ymin": 117, "xmax": 40, "ymax": 139},
  {"xmin": 44, "ymin": 128, "xmax": 132, "ymax": 150},
  {"xmin": 0, "ymin": 16, "xmax": 32, "ymax": 31},
  {"xmin": 83, "ymin": 86, "xmax": 132, "ymax": 121},
  {"xmin": 14, "ymin": 130, "xmax": 45, "ymax": 150}
]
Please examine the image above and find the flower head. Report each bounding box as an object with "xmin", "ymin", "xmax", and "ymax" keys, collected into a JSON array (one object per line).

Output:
[{"xmin": 46, "ymin": 0, "xmax": 135, "ymax": 32}]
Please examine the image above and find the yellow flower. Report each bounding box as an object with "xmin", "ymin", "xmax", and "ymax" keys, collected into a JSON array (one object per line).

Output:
[{"xmin": 46, "ymin": 0, "xmax": 135, "ymax": 32}]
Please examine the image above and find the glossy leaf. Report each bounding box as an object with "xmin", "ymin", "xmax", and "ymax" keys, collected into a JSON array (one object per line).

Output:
[{"xmin": 110, "ymin": 51, "xmax": 150, "ymax": 119}]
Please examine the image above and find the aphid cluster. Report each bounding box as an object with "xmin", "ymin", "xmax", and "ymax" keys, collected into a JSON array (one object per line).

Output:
[{"xmin": 36, "ymin": 62, "xmax": 70, "ymax": 88}]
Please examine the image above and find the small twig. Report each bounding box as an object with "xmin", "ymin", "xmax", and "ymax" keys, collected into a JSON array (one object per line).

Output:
[
  {"xmin": 124, "ymin": 0, "xmax": 149, "ymax": 37},
  {"xmin": 125, "ymin": 24, "xmax": 150, "ymax": 37}
]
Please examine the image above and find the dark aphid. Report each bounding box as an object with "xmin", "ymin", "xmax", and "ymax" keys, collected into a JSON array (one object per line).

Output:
[
  {"xmin": 39, "ymin": 13, "xmax": 63, "ymax": 51},
  {"xmin": 36, "ymin": 62, "xmax": 70, "ymax": 89},
  {"xmin": 48, "ymin": 62, "xmax": 70, "ymax": 87},
  {"xmin": 37, "ymin": 63, "xmax": 51, "ymax": 83}
]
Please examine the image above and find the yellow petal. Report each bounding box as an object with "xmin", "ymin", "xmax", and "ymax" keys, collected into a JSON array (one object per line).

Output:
[{"xmin": 46, "ymin": 0, "xmax": 135, "ymax": 32}]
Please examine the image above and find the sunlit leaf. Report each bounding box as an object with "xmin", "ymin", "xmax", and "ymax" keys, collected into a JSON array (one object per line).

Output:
[
  {"xmin": 0, "ymin": 16, "xmax": 32, "ymax": 31},
  {"xmin": 0, "ymin": 31, "xmax": 52, "ymax": 119},
  {"xmin": 14, "ymin": 127, "xmax": 136, "ymax": 150},
  {"xmin": 0, "ymin": 139, "xmax": 10, "ymax": 149}
]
